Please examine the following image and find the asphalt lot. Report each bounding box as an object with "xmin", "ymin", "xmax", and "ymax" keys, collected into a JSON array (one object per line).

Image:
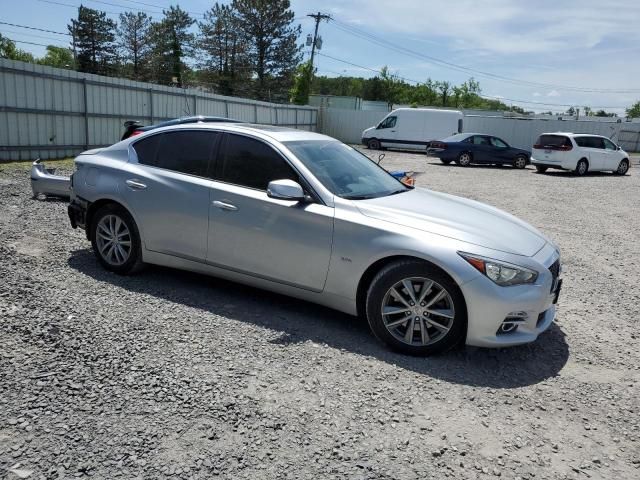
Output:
[{"xmin": 1, "ymin": 152, "xmax": 639, "ymax": 479}]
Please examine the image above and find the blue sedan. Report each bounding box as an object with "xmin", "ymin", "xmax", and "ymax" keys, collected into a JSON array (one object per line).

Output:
[{"xmin": 427, "ymin": 133, "xmax": 531, "ymax": 169}]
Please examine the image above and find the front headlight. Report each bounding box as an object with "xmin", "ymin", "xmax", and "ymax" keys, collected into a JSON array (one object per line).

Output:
[{"xmin": 459, "ymin": 252, "xmax": 538, "ymax": 286}]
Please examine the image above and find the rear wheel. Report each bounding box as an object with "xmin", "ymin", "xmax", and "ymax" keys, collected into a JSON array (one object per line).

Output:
[
  {"xmin": 535, "ymin": 165, "xmax": 548, "ymax": 173},
  {"xmin": 456, "ymin": 152, "xmax": 472, "ymax": 167},
  {"xmin": 513, "ymin": 155, "xmax": 527, "ymax": 169},
  {"xmin": 614, "ymin": 159, "xmax": 629, "ymax": 175},
  {"xmin": 366, "ymin": 261, "xmax": 467, "ymax": 356},
  {"xmin": 367, "ymin": 138, "xmax": 381, "ymax": 150},
  {"xmin": 574, "ymin": 159, "xmax": 589, "ymax": 176},
  {"xmin": 440, "ymin": 159, "xmax": 452, "ymax": 165},
  {"xmin": 91, "ymin": 204, "xmax": 144, "ymax": 275}
]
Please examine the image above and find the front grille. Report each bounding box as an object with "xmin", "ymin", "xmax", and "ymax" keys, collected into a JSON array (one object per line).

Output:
[{"xmin": 548, "ymin": 259, "xmax": 560, "ymax": 292}]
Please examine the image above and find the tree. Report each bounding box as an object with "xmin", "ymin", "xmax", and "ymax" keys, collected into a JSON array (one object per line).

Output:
[
  {"xmin": 37, "ymin": 45, "xmax": 75, "ymax": 69},
  {"xmin": 232, "ymin": 0, "xmax": 301, "ymax": 101},
  {"xmin": 626, "ymin": 101, "xmax": 640, "ymax": 119},
  {"xmin": 149, "ymin": 6, "xmax": 194, "ymax": 87},
  {"xmin": 68, "ymin": 6, "xmax": 117, "ymax": 75},
  {"xmin": 289, "ymin": 61, "xmax": 314, "ymax": 104},
  {"xmin": 437, "ymin": 80, "xmax": 451, "ymax": 106},
  {"xmin": 566, "ymin": 106, "xmax": 575, "ymax": 116},
  {"xmin": 0, "ymin": 34, "xmax": 36, "ymax": 62},
  {"xmin": 199, "ymin": 2, "xmax": 250, "ymax": 95},
  {"xmin": 583, "ymin": 106, "xmax": 592, "ymax": 116},
  {"xmin": 117, "ymin": 11, "xmax": 152, "ymax": 80},
  {"xmin": 379, "ymin": 66, "xmax": 402, "ymax": 108}
]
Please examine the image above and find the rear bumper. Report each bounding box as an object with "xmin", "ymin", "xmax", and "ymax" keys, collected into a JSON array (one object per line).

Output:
[
  {"xmin": 30, "ymin": 159, "xmax": 71, "ymax": 198},
  {"xmin": 531, "ymin": 156, "xmax": 573, "ymax": 170}
]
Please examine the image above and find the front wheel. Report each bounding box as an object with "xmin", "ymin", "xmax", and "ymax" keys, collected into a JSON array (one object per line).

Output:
[
  {"xmin": 367, "ymin": 138, "xmax": 381, "ymax": 150},
  {"xmin": 614, "ymin": 159, "xmax": 629, "ymax": 175},
  {"xmin": 513, "ymin": 155, "xmax": 527, "ymax": 169},
  {"xmin": 91, "ymin": 204, "xmax": 144, "ymax": 275},
  {"xmin": 365, "ymin": 261, "xmax": 467, "ymax": 356},
  {"xmin": 535, "ymin": 165, "xmax": 548, "ymax": 173}
]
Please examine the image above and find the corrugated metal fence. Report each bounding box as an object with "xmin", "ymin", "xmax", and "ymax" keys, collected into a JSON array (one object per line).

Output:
[
  {"xmin": 0, "ymin": 59, "xmax": 318, "ymax": 161},
  {"xmin": 318, "ymin": 107, "xmax": 640, "ymax": 152}
]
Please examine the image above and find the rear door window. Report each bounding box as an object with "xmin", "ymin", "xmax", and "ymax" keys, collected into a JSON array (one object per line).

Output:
[
  {"xmin": 576, "ymin": 136, "xmax": 604, "ymax": 149},
  {"xmin": 216, "ymin": 134, "xmax": 299, "ymax": 190},
  {"xmin": 133, "ymin": 131, "xmax": 219, "ymax": 177}
]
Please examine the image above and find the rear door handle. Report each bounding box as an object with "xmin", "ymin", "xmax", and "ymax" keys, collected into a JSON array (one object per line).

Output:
[
  {"xmin": 212, "ymin": 200, "xmax": 238, "ymax": 211},
  {"xmin": 125, "ymin": 179, "xmax": 147, "ymax": 190}
]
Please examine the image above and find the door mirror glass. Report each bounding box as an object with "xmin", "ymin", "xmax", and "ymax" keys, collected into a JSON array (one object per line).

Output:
[{"xmin": 267, "ymin": 179, "xmax": 305, "ymax": 201}]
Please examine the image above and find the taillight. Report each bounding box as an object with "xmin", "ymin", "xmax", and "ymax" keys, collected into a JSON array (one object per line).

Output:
[
  {"xmin": 533, "ymin": 143, "xmax": 543, "ymax": 149},
  {"xmin": 430, "ymin": 141, "xmax": 447, "ymax": 149},
  {"xmin": 559, "ymin": 144, "xmax": 573, "ymax": 151},
  {"xmin": 533, "ymin": 143, "xmax": 572, "ymax": 151}
]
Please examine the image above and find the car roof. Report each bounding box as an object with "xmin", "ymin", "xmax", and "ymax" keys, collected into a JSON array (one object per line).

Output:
[
  {"xmin": 540, "ymin": 132, "xmax": 607, "ymax": 138},
  {"xmin": 139, "ymin": 115, "xmax": 243, "ymax": 130},
  {"xmin": 134, "ymin": 122, "xmax": 335, "ymax": 143}
]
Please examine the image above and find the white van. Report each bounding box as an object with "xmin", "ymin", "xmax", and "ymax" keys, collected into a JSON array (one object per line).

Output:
[{"xmin": 362, "ymin": 108, "xmax": 463, "ymax": 151}]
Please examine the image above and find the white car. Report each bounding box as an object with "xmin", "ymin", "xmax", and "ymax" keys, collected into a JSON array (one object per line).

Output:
[
  {"xmin": 362, "ymin": 108, "xmax": 463, "ymax": 151},
  {"xmin": 531, "ymin": 132, "xmax": 630, "ymax": 176}
]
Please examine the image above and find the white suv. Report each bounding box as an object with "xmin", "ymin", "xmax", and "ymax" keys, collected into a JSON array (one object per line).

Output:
[{"xmin": 531, "ymin": 132, "xmax": 630, "ymax": 176}]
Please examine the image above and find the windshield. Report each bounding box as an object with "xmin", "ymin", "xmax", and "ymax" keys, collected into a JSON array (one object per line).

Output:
[
  {"xmin": 442, "ymin": 133, "xmax": 471, "ymax": 142},
  {"xmin": 284, "ymin": 140, "xmax": 409, "ymax": 200}
]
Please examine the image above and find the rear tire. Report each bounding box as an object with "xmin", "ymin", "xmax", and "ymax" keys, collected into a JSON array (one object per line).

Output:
[
  {"xmin": 365, "ymin": 260, "xmax": 467, "ymax": 356},
  {"xmin": 513, "ymin": 155, "xmax": 527, "ymax": 169},
  {"xmin": 574, "ymin": 159, "xmax": 589, "ymax": 176},
  {"xmin": 456, "ymin": 152, "xmax": 472, "ymax": 167},
  {"xmin": 367, "ymin": 139, "xmax": 381, "ymax": 150},
  {"xmin": 614, "ymin": 159, "xmax": 629, "ymax": 175},
  {"xmin": 535, "ymin": 165, "xmax": 548, "ymax": 173},
  {"xmin": 91, "ymin": 204, "xmax": 144, "ymax": 275}
]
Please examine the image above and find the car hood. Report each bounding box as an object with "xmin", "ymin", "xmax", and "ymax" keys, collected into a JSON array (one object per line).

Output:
[{"xmin": 355, "ymin": 188, "xmax": 547, "ymax": 256}]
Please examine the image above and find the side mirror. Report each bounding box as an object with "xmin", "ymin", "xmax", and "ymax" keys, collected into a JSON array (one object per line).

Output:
[
  {"xmin": 267, "ymin": 179, "xmax": 305, "ymax": 201},
  {"xmin": 617, "ymin": 145, "xmax": 621, "ymax": 150}
]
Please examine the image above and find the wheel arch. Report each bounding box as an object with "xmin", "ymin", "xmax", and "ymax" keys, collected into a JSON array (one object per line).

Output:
[
  {"xmin": 355, "ymin": 254, "xmax": 467, "ymax": 320},
  {"xmin": 86, "ymin": 197, "xmax": 140, "ymax": 242}
]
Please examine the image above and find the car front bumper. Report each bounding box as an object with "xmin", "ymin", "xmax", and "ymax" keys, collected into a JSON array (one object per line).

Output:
[{"xmin": 461, "ymin": 243, "xmax": 561, "ymax": 347}]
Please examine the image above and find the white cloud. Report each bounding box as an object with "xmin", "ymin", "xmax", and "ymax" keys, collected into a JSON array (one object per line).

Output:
[
  {"xmin": 533, "ymin": 92, "xmax": 542, "ymax": 97},
  {"xmin": 547, "ymin": 90, "xmax": 561, "ymax": 97}
]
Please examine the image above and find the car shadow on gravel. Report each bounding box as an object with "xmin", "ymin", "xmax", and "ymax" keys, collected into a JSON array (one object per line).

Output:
[{"xmin": 68, "ymin": 249, "xmax": 569, "ymax": 390}]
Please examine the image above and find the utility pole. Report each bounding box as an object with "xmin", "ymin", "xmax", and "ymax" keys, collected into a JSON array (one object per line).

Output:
[{"xmin": 307, "ymin": 12, "xmax": 331, "ymax": 74}]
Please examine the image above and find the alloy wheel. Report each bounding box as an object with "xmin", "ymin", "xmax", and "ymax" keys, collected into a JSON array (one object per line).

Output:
[
  {"xmin": 514, "ymin": 156, "xmax": 527, "ymax": 169},
  {"xmin": 458, "ymin": 153, "xmax": 471, "ymax": 166},
  {"xmin": 617, "ymin": 160, "xmax": 629, "ymax": 175},
  {"xmin": 95, "ymin": 214, "xmax": 132, "ymax": 266},
  {"xmin": 381, "ymin": 277, "xmax": 455, "ymax": 346}
]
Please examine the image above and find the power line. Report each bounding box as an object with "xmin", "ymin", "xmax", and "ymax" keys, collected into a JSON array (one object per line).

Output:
[
  {"xmin": 316, "ymin": 52, "xmax": 628, "ymax": 109},
  {"xmin": 0, "ymin": 29, "xmax": 71, "ymax": 43},
  {"xmin": 329, "ymin": 18, "xmax": 640, "ymax": 94},
  {"xmin": 0, "ymin": 21, "xmax": 70, "ymax": 36}
]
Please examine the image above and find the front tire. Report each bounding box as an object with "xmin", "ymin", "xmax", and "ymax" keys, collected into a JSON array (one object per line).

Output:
[
  {"xmin": 574, "ymin": 159, "xmax": 589, "ymax": 176},
  {"xmin": 614, "ymin": 159, "xmax": 629, "ymax": 175},
  {"xmin": 365, "ymin": 261, "xmax": 467, "ymax": 356},
  {"xmin": 91, "ymin": 204, "xmax": 144, "ymax": 275},
  {"xmin": 367, "ymin": 138, "xmax": 381, "ymax": 150},
  {"xmin": 535, "ymin": 165, "xmax": 548, "ymax": 173},
  {"xmin": 456, "ymin": 152, "xmax": 472, "ymax": 167},
  {"xmin": 513, "ymin": 155, "xmax": 527, "ymax": 169}
]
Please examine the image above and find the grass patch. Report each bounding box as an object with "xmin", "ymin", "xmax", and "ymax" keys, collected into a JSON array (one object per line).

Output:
[{"xmin": 0, "ymin": 157, "xmax": 75, "ymax": 172}]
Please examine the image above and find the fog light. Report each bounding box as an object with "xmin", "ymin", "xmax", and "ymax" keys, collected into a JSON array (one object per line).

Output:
[{"xmin": 497, "ymin": 312, "xmax": 528, "ymax": 335}]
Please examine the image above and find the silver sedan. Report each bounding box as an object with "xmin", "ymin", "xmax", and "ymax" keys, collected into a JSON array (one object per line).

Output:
[{"xmin": 67, "ymin": 123, "xmax": 561, "ymax": 355}]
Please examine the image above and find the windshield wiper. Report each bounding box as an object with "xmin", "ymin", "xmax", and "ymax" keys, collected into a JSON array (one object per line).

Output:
[
  {"xmin": 342, "ymin": 194, "xmax": 379, "ymax": 200},
  {"xmin": 386, "ymin": 188, "xmax": 409, "ymax": 196}
]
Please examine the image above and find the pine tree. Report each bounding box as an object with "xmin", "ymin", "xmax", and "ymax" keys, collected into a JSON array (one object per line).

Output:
[
  {"xmin": 232, "ymin": 0, "xmax": 301, "ymax": 101},
  {"xmin": 117, "ymin": 11, "xmax": 152, "ymax": 80},
  {"xmin": 149, "ymin": 6, "xmax": 194, "ymax": 87},
  {"xmin": 198, "ymin": 3, "xmax": 250, "ymax": 96},
  {"xmin": 68, "ymin": 6, "xmax": 117, "ymax": 75}
]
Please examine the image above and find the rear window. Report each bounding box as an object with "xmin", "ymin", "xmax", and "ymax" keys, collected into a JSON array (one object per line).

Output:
[
  {"xmin": 534, "ymin": 135, "xmax": 572, "ymax": 149},
  {"xmin": 442, "ymin": 133, "xmax": 471, "ymax": 142}
]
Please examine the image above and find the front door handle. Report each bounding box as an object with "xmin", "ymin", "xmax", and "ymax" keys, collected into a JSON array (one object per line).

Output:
[
  {"xmin": 212, "ymin": 200, "xmax": 238, "ymax": 211},
  {"xmin": 125, "ymin": 179, "xmax": 147, "ymax": 190}
]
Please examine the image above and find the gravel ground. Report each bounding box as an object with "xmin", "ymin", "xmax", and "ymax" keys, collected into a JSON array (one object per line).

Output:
[{"xmin": 1, "ymin": 153, "xmax": 638, "ymax": 480}]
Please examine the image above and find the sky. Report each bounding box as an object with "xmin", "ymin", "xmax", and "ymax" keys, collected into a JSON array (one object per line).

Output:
[{"xmin": 2, "ymin": 0, "xmax": 639, "ymax": 114}]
